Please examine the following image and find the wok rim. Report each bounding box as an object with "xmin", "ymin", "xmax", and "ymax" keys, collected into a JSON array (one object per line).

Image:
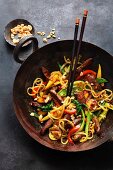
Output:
[{"xmin": 13, "ymin": 40, "xmax": 113, "ymax": 152}]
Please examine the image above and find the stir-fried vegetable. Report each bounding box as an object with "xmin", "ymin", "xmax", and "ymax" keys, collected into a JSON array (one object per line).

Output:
[
  {"xmin": 85, "ymin": 110, "xmax": 91, "ymax": 138},
  {"xmin": 58, "ymin": 89, "xmax": 67, "ymax": 97},
  {"xmin": 27, "ymin": 56, "xmax": 113, "ymax": 145},
  {"xmin": 64, "ymin": 109, "xmax": 76, "ymax": 115},
  {"xmin": 68, "ymin": 125, "xmax": 80, "ymax": 144},
  {"xmin": 76, "ymin": 70, "xmax": 96, "ymax": 80},
  {"xmin": 72, "ymin": 99, "xmax": 87, "ymax": 113},
  {"xmin": 97, "ymin": 64, "xmax": 102, "ymax": 78}
]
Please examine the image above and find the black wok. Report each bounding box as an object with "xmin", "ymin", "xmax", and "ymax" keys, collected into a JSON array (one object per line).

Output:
[{"xmin": 13, "ymin": 35, "xmax": 113, "ymax": 152}]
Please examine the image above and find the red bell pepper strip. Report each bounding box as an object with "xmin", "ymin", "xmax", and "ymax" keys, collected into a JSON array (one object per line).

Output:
[
  {"xmin": 32, "ymin": 87, "xmax": 39, "ymax": 98},
  {"xmin": 68, "ymin": 125, "xmax": 80, "ymax": 144},
  {"xmin": 76, "ymin": 70, "xmax": 96, "ymax": 80},
  {"xmin": 43, "ymin": 81, "xmax": 47, "ymax": 85},
  {"xmin": 64, "ymin": 109, "xmax": 76, "ymax": 115}
]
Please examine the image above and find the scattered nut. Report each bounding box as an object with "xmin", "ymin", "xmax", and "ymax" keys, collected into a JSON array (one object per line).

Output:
[
  {"xmin": 41, "ymin": 32, "xmax": 46, "ymax": 36},
  {"xmin": 47, "ymin": 35, "xmax": 51, "ymax": 39},
  {"xmin": 37, "ymin": 31, "xmax": 45, "ymax": 36},
  {"xmin": 51, "ymin": 31, "xmax": 55, "ymax": 35},
  {"xmin": 51, "ymin": 35, "xmax": 56, "ymax": 38},
  {"xmin": 52, "ymin": 28, "xmax": 55, "ymax": 31},
  {"xmin": 37, "ymin": 32, "xmax": 41, "ymax": 35},
  {"xmin": 37, "ymin": 27, "xmax": 60, "ymax": 43},
  {"xmin": 43, "ymin": 38, "xmax": 48, "ymax": 43},
  {"xmin": 50, "ymin": 31, "xmax": 55, "ymax": 36}
]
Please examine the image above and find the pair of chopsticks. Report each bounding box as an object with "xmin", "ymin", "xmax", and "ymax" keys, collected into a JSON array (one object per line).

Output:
[{"xmin": 66, "ymin": 10, "xmax": 88, "ymax": 96}]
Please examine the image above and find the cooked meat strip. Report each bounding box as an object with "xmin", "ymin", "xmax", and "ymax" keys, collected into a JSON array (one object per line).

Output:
[
  {"xmin": 77, "ymin": 58, "xmax": 93, "ymax": 73},
  {"xmin": 64, "ymin": 114, "xmax": 71, "ymax": 120},
  {"xmin": 76, "ymin": 90, "xmax": 88, "ymax": 104},
  {"xmin": 29, "ymin": 101, "xmax": 41, "ymax": 107},
  {"xmin": 74, "ymin": 118, "xmax": 81, "ymax": 126},
  {"xmin": 93, "ymin": 82, "xmax": 102, "ymax": 91},
  {"xmin": 40, "ymin": 119, "xmax": 53, "ymax": 135},
  {"xmin": 84, "ymin": 73, "xmax": 102, "ymax": 90},
  {"xmin": 76, "ymin": 92, "xmax": 86, "ymax": 104},
  {"xmin": 42, "ymin": 66, "xmax": 50, "ymax": 79},
  {"xmin": 51, "ymin": 86, "xmax": 58, "ymax": 91},
  {"xmin": 92, "ymin": 116, "xmax": 100, "ymax": 134},
  {"xmin": 72, "ymin": 134, "xmax": 83, "ymax": 142},
  {"xmin": 110, "ymin": 99, "xmax": 113, "ymax": 105},
  {"xmin": 50, "ymin": 89, "xmax": 63, "ymax": 105},
  {"xmin": 84, "ymin": 73, "xmax": 96, "ymax": 84}
]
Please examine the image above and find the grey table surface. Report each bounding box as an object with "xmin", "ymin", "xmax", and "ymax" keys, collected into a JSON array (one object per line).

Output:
[{"xmin": 1, "ymin": 0, "xmax": 113, "ymax": 170}]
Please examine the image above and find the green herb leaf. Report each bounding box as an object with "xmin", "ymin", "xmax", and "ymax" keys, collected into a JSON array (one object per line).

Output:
[
  {"xmin": 57, "ymin": 62, "xmax": 62, "ymax": 69},
  {"xmin": 72, "ymin": 100, "xmax": 87, "ymax": 113},
  {"xmin": 38, "ymin": 101, "xmax": 53, "ymax": 112},
  {"xmin": 96, "ymin": 78, "xmax": 108, "ymax": 84},
  {"xmin": 57, "ymin": 62, "xmax": 65, "ymax": 74}
]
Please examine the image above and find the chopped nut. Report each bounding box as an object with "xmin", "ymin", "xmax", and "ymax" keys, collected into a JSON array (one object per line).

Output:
[
  {"xmin": 41, "ymin": 32, "xmax": 45, "ymax": 36},
  {"xmin": 37, "ymin": 31, "xmax": 41, "ymax": 35},
  {"xmin": 52, "ymin": 28, "xmax": 55, "ymax": 31},
  {"xmin": 52, "ymin": 35, "xmax": 56, "ymax": 38},
  {"xmin": 18, "ymin": 33, "xmax": 22, "ymax": 38},
  {"xmin": 27, "ymin": 25, "xmax": 32, "ymax": 31},
  {"xmin": 11, "ymin": 29, "xmax": 14, "ymax": 33},
  {"xmin": 10, "ymin": 23, "xmax": 33, "ymax": 44},
  {"xmin": 50, "ymin": 31, "xmax": 55, "ymax": 35},
  {"xmin": 11, "ymin": 34, "xmax": 14, "ymax": 39},
  {"xmin": 47, "ymin": 35, "xmax": 51, "ymax": 39},
  {"xmin": 22, "ymin": 33, "xmax": 27, "ymax": 36},
  {"xmin": 43, "ymin": 38, "xmax": 48, "ymax": 43},
  {"xmin": 36, "ymin": 28, "xmax": 57, "ymax": 43},
  {"xmin": 21, "ymin": 24, "xmax": 24, "ymax": 27},
  {"xmin": 17, "ymin": 25, "xmax": 21, "ymax": 28},
  {"xmin": 30, "ymin": 113, "xmax": 35, "ymax": 116},
  {"xmin": 24, "ymin": 30, "xmax": 30, "ymax": 34},
  {"xmin": 13, "ymin": 38, "xmax": 19, "ymax": 44},
  {"xmin": 40, "ymin": 32, "xmax": 43, "ymax": 36},
  {"xmin": 23, "ymin": 26, "xmax": 28, "ymax": 31},
  {"xmin": 12, "ymin": 31, "xmax": 17, "ymax": 35}
]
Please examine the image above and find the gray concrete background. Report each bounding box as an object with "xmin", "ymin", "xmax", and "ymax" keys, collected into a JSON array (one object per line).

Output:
[{"xmin": 0, "ymin": 0, "xmax": 113, "ymax": 170}]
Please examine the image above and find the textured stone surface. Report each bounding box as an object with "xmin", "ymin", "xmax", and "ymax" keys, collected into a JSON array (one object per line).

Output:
[{"xmin": 0, "ymin": 0, "xmax": 113, "ymax": 170}]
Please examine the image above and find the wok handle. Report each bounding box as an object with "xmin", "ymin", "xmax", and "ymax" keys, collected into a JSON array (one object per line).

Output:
[{"xmin": 13, "ymin": 35, "xmax": 38, "ymax": 64}]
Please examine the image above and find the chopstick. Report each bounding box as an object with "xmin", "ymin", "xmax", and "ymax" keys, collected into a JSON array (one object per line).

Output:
[
  {"xmin": 67, "ymin": 9, "xmax": 88, "ymax": 96},
  {"xmin": 66, "ymin": 18, "xmax": 80, "ymax": 96}
]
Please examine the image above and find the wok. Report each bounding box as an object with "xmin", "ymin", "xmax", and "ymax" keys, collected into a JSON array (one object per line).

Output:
[{"xmin": 13, "ymin": 35, "xmax": 113, "ymax": 152}]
